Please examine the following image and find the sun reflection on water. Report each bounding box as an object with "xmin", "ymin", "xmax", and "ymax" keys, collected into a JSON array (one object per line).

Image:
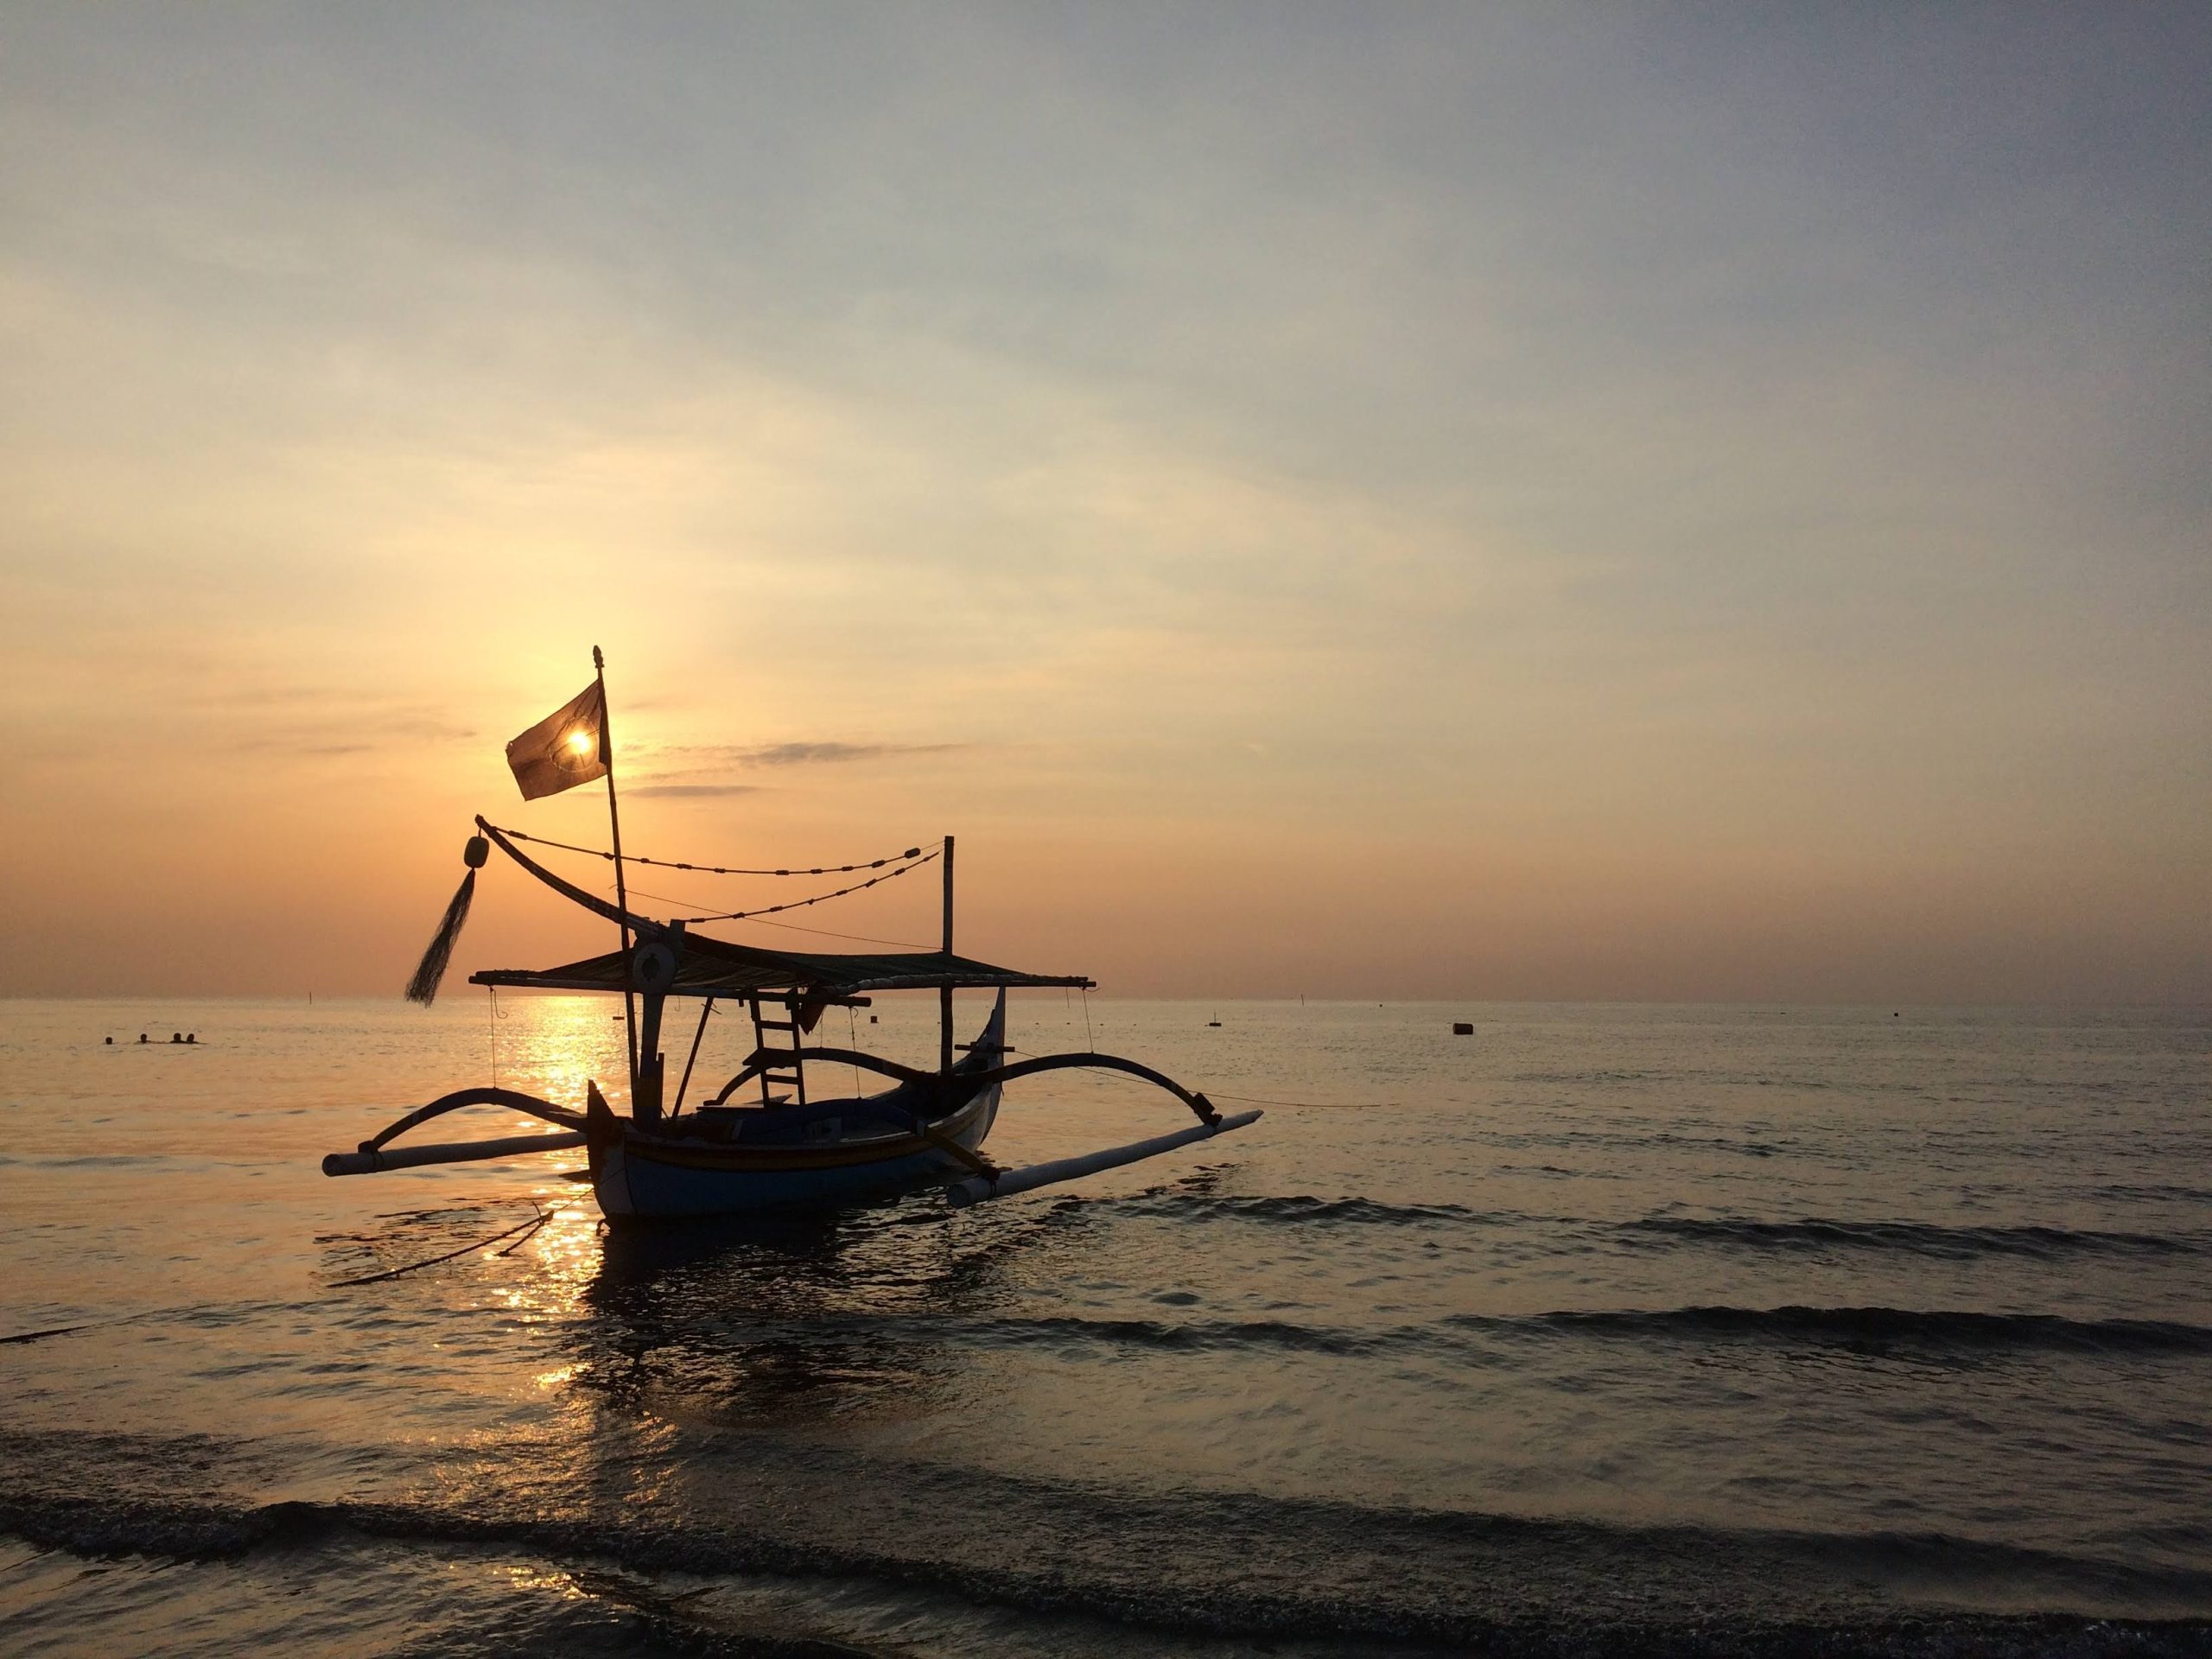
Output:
[{"xmin": 492, "ymin": 994, "xmax": 629, "ymax": 1116}]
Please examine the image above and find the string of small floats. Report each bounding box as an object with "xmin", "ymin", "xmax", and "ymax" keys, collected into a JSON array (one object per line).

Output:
[
  {"xmin": 477, "ymin": 823, "xmax": 943, "ymax": 926},
  {"xmin": 407, "ymin": 823, "xmax": 942, "ymax": 1002},
  {"xmin": 483, "ymin": 823, "xmax": 925, "ymax": 879}
]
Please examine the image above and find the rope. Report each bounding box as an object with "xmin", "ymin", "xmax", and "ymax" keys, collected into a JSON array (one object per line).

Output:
[
  {"xmin": 3, "ymin": 1205, "xmax": 575, "ymax": 1342},
  {"xmin": 487, "ymin": 982, "xmax": 513, "ymax": 1087},
  {"xmin": 329, "ymin": 1201, "xmax": 569, "ymax": 1287},
  {"xmin": 741, "ymin": 915, "xmax": 933, "ymax": 948},
  {"xmin": 1, "ymin": 1298, "xmax": 289, "ymax": 1346},
  {"xmin": 617, "ymin": 890, "xmax": 931, "ymax": 950},
  {"xmin": 486, "ymin": 823, "xmax": 925, "ymax": 879},
  {"xmin": 613, "ymin": 845, "xmax": 942, "ymax": 925}
]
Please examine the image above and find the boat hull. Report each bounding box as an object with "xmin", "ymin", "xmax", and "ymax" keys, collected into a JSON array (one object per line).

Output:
[
  {"xmin": 590, "ymin": 992, "xmax": 1006, "ymax": 1223},
  {"xmin": 594, "ymin": 1082, "xmax": 1001, "ymax": 1221}
]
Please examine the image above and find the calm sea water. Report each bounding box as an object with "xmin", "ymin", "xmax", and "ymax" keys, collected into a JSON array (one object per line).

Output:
[{"xmin": 0, "ymin": 996, "xmax": 2207, "ymax": 1656}]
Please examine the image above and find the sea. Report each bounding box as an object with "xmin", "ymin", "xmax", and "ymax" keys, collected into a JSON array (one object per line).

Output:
[{"xmin": 0, "ymin": 995, "xmax": 2206, "ymax": 1656}]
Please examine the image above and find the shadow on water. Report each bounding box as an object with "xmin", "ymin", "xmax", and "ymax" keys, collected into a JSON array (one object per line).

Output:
[{"xmin": 563, "ymin": 1195, "xmax": 1084, "ymax": 1427}]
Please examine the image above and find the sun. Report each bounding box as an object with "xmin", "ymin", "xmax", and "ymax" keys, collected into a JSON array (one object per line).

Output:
[{"xmin": 566, "ymin": 729, "xmax": 594, "ymax": 756}]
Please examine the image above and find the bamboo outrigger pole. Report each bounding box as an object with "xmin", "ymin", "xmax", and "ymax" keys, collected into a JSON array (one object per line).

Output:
[{"xmin": 594, "ymin": 645, "xmax": 639, "ymax": 1093}]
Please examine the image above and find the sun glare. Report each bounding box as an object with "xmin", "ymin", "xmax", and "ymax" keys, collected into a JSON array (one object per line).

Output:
[{"xmin": 567, "ymin": 730, "xmax": 594, "ymax": 755}]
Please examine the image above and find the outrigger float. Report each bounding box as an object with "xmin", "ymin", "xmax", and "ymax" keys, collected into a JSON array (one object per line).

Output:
[{"xmin": 323, "ymin": 650, "xmax": 1257, "ymax": 1223}]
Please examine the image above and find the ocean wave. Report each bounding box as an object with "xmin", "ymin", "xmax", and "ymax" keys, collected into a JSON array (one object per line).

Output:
[
  {"xmin": 2077, "ymin": 1184, "xmax": 2212, "ymax": 1205},
  {"xmin": 1508, "ymin": 1068, "xmax": 1661, "ymax": 1085},
  {"xmin": 1449, "ymin": 1305, "xmax": 2212, "ymax": 1357},
  {"xmin": 1619, "ymin": 1216, "xmax": 2211, "ymax": 1261},
  {"xmin": 1479, "ymin": 1128, "xmax": 1790, "ymax": 1158},
  {"xmin": 1073, "ymin": 1191, "xmax": 1519, "ymax": 1228},
  {"xmin": 3, "ymin": 1467, "xmax": 2209, "ymax": 1649},
  {"xmin": 751, "ymin": 1302, "xmax": 2212, "ymax": 1364},
  {"xmin": 963, "ymin": 1313, "xmax": 1389, "ymax": 1357}
]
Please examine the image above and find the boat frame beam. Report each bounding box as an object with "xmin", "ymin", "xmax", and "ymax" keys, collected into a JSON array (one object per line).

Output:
[
  {"xmin": 702, "ymin": 1047, "xmax": 1219, "ymax": 1125},
  {"xmin": 352, "ymin": 1086, "xmax": 585, "ymax": 1152},
  {"xmin": 322, "ymin": 1086, "xmax": 587, "ymax": 1178}
]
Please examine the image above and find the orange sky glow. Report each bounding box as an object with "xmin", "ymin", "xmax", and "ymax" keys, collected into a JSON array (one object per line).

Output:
[{"xmin": 3, "ymin": 9, "xmax": 2206, "ymax": 1002}]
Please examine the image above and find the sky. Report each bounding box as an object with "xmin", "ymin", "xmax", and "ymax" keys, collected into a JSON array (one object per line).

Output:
[{"xmin": 2, "ymin": 4, "xmax": 2206, "ymax": 1002}]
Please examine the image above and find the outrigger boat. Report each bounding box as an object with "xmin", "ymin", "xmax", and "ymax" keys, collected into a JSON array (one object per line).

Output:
[{"xmin": 323, "ymin": 650, "xmax": 1258, "ymax": 1223}]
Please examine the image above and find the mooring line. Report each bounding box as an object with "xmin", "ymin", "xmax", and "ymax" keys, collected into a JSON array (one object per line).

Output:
[
  {"xmin": 0, "ymin": 1297, "xmax": 289, "ymax": 1347},
  {"xmin": 330, "ymin": 1201, "xmax": 569, "ymax": 1287},
  {"xmin": 0, "ymin": 1320, "xmax": 99, "ymax": 1346},
  {"xmin": 1, "ymin": 1202, "xmax": 573, "ymax": 1344}
]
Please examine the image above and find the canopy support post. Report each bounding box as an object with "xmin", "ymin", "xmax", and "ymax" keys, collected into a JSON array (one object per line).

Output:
[
  {"xmin": 671, "ymin": 996, "xmax": 714, "ymax": 1118},
  {"xmin": 939, "ymin": 834, "xmax": 955, "ymax": 1075}
]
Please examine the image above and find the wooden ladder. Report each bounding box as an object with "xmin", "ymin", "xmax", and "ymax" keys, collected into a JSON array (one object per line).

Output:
[{"xmin": 747, "ymin": 996, "xmax": 807, "ymax": 1108}]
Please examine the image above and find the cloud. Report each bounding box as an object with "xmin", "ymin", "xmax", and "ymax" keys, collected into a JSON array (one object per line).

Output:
[
  {"xmin": 626, "ymin": 783, "xmax": 763, "ymax": 798},
  {"xmin": 646, "ymin": 741, "xmax": 969, "ymax": 768},
  {"xmin": 225, "ymin": 712, "xmax": 477, "ymax": 757},
  {"xmin": 742, "ymin": 741, "xmax": 963, "ymax": 766}
]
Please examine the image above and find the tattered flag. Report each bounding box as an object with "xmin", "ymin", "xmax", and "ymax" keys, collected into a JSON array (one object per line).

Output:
[{"xmin": 505, "ymin": 681, "xmax": 608, "ymax": 800}]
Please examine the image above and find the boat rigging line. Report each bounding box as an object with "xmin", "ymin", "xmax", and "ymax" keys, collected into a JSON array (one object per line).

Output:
[
  {"xmin": 845, "ymin": 1003, "xmax": 864, "ymax": 1096},
  {"xmin": 482, "ymin": 823, "xmax": 927, "ymax": 880},
  {"xmin": 725, "ymin": 914, "xmax": 934, "ymax": 950},
  {"xmin": 603, "ymin": 844, "xmax": 944, "ymax": 925},
  {"xmin": 328, "ymin": 1200, "xmax": 572, "ymax": 1287},
  {"xmin": 602, "ymin": 880, "xmax": 936, "ymax": 948}
]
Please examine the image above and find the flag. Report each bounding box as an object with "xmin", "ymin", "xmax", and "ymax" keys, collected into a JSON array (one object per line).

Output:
[{"xmin": 505, "ymin": 681, "xmax": 608, "ymax": 800}]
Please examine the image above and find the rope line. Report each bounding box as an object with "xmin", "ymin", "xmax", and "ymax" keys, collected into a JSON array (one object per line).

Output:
[
  {"xmin": 330, "ymin": 1202, "xmax": 569, "ymax": 1287},
  {"xmin": 611, "ymin": 845, "xmax": 942, "ymax": 925},
  {"xmin": 726, "ymin": 915, "xmax": 934, "ymax": 950},
  {"xmin": 618, "ymin": 883, "xmax": 933, "ymax": 947},
  {"xmin": 1, "ymin": 1297, "xmax": 294, "ymax": 1347},
  {"xmin": 3, "ymin": 1206, "xmax": 577, "ymax": 1341},
  {"xmin": 486, "ymin": 823, "xmax": 926, "ymax": 880}
]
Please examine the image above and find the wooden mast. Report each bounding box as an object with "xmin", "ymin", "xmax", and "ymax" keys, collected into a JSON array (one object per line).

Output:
[
  {"xmin": 594, "ymin": 645, "xmax": 639, "ymax": 1096},
  {"xmin": 939, "ymin": 834, "xmax": 955, "ymax": 1074}
]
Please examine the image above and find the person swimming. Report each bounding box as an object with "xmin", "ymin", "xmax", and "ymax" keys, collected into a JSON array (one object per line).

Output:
[
  {"xmin": 170, "ymin": 1032, "xmax": 182, "ymax": 1043},
  {"xmin": 186, "ymin": 1033, "xmax": 197, "ymax": 1045},
  {"xmin": 138, "ymin": 1033, "xmax": 149, "ymax": 1044}
]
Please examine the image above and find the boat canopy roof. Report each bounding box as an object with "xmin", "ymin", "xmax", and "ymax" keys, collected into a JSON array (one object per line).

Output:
[
  {"xmin": 464, "ymin": 816, "xmax": 1092, "ymax": 999},
  {"xmin": 470, "ymin": 934, "xmax": 1094, "ymax": 999}
]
